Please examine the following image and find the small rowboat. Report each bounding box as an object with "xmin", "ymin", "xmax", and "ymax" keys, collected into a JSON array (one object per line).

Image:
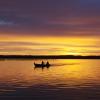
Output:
[{"xmin": 34, "ymin": 63, "xmax": 50, "ymax": 68}]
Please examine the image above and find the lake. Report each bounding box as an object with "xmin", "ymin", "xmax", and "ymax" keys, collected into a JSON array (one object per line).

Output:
[{"xmin": 0, "ymin": 59, "xmax": 100, "ymax": 100}]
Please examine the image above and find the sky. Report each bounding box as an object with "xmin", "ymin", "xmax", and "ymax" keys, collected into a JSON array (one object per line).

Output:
[{"xmin": 0, "ymin": 0, "xmax": 100, "ymax": 55}]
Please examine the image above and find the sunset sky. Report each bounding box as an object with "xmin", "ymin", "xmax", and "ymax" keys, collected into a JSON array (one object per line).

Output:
[{"xmin": 0, "ymin": 0, "xmax": 100, "ymax": 55}]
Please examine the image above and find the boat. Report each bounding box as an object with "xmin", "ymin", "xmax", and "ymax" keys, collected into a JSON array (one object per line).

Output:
[{"xmin": 34, "ymin": 62, "xmax": 50, "ymax": 68}]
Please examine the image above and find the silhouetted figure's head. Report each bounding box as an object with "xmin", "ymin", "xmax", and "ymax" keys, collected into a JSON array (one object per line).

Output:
[{"xmin": 46, "ymin": 61, "xmax": 50, "ymax": 67}]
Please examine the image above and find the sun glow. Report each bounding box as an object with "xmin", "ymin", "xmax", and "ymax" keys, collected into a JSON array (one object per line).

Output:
[{"xmin": 0, "ymin": 34, "xmax": 100, "ymax": 55}]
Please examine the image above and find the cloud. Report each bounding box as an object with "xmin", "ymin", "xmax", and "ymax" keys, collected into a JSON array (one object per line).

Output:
[
  {"xmin": 0, "ymin": 41, "xmax": 65, "ymax": 55},
  {"xmin": 0, "ymin": 0, "xmax": 99, "ymax": 36},
  {"xmin": 0, "ymin": 20, "xmax": 14, "ymax": 26},
  {"xmin": 0, "ymin": 41, "xmax": 100, "ymax": 48},
  {"xmin": 0, "ymin": 41, "xmax": 100, "ymax": 55}
]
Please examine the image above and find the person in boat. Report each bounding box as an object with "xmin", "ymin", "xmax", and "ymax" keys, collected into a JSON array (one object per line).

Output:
[
  {"xmin": 42, "ymin": 61, "xmax": 44, "ymax": 65},
  {"xmin": 41, "ymin": 61, "xmax": 45, "ymax": 67},
  {"xmin": 46, "ymin": 61, "xmax": 50, "ymax": 66}
]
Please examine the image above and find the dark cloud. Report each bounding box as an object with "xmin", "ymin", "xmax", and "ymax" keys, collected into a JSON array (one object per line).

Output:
[
  {"xmin": 0, "ymin": 20, "xmax": 14, "ymax": 26},
  {"xmin": 0, "ymin": 0, "xmax": 99, "ymax": 36}
]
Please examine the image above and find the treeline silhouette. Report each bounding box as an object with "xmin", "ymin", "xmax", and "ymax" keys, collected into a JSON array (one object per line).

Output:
[{"xmin": 0, "ymin": 55, "xmax": 100, "ymax": 59}]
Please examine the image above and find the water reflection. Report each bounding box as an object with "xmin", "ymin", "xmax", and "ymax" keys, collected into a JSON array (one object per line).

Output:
[
  {"xmin": 34, "ymin": 65, "xmax": 50, "ymax": 70},
  {"xmin": 0, "ymin": 59, "xmax": 100, "ymax": 99}
]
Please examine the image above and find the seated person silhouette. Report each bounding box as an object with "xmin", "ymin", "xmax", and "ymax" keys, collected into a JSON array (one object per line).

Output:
[
  {"xmin": 46, "ymin": 61, "xmax": 50, "ymax": 67},
  {"xmin": 41, "ymin": 61, "xmax": 45, "ymax": 67}
]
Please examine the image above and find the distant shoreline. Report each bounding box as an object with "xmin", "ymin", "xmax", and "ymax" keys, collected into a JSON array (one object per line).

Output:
[{"xmin": 0, "ymin": 55, "xmax": 100, "ymax": 59}]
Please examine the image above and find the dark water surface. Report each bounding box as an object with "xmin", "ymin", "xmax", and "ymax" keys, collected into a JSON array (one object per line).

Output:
[{"xmin": 0, "ymin": 59, "xmax": 100, "ymax": 100}]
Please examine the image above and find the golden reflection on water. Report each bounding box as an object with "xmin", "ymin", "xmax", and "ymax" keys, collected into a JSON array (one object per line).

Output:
[{"xmin": 0, "ymin": 59, "xmax": 100, "ymax": 92}]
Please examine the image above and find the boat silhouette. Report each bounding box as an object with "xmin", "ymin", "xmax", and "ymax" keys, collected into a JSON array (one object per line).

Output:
[{"xmin": 34, "ymin": 62, "xmax": 50, "ymax": 68}]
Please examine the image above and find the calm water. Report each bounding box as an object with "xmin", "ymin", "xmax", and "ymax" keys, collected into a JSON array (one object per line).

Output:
[{"xmin": 0, "ymin": 59, "xmax": 100, "ymax": 100}]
